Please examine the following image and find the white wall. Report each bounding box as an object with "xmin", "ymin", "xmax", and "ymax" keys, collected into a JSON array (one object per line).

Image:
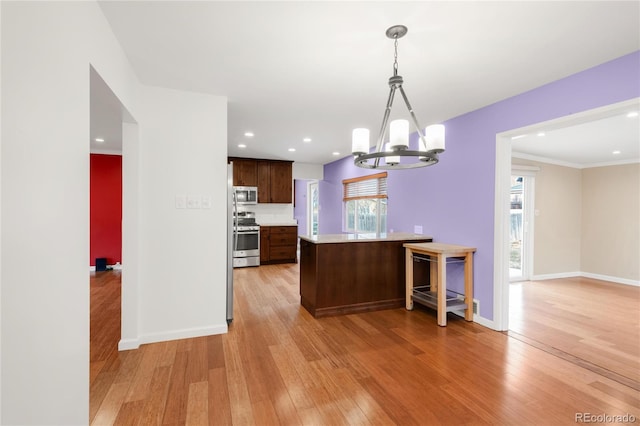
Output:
[
  {"xmin": 582, "ymin": 164, "xmax": 640, "ymax": 281},
  {"xmin": 133, "ymin": 85, "xmax": 228, "ymax": 346},
  {"xmin": 0, "ymin": 2, "xmax": 3, "ymax": 421},
  {"xmin": 514, "ymin": 160, "xmax": 583, "ymax": 275},
  {"xmin": 293, "ymin": 162, "xmax": 323, "ymax": 180},
  {"xmin": 1, "ymin": 2, "xmax": 229, "ymax": 423}
]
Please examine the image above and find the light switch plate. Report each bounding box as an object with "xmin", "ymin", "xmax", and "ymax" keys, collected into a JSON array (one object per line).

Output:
[
  {"xmin": 201, "ymin": 196, "xmax": 212, "ymax": 209},
  {"xmin": 175, "ymin": 195, "xmax": 187, "ymax": 209},
  {"xmin": 187, "ymin": 195, "xmax": 201, "ymax": 209}
]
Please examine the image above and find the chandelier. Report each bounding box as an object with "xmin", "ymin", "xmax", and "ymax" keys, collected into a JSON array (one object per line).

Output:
[{"xmin": 352, "ymin": 25, "xmax": 445, "ymax": 170}]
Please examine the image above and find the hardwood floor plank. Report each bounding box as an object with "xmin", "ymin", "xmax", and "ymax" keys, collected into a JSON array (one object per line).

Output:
[
  {"xmin": 90, "ymin": 266, "xmax": 640, "ymax": 425},
  {"xmin": 207, "ymin": 368, "xmax": 233, "ymax": 426},
  {"xmin": 112, "ymin": 400, "xmax": 145, "ymax": 426},
  {"xmin": 509, "ymin": 278, "xmax": 640, "ymax": 383},
  {"xmin": 162, "ymin": 350, "xmax": 190, "ymax": 425},
  {"xmin": 185, "ymin": 381, "xmax": 209, "ymax": 426},
  {"xmin": 136, "ymin": 365, "xmax": 172, "ymax": 425},
  {"xmin": 92, "ymin": 381, "xmax": 129, "ymax": 426}
]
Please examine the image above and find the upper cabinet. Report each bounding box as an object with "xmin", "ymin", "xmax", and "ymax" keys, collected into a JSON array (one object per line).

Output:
[
  {"xmin": 229, "ymin": 157, "xmax": 292, "ymax": 203},
  {"xmin": 229, "ymin": 158, "xmax": 258, "ymax": 187},
  {"xmin": 258, "ymin": 160, "xmax": 292, "ymax": 203}
]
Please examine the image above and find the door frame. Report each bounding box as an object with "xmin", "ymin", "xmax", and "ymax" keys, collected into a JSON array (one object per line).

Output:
[{"xmin": 493, "ymin": 98, "xmax": 639, "ymax": 331}]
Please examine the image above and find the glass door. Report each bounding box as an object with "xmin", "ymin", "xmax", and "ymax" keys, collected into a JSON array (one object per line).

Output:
[
  {"xmin": 510, "ymin": 174, "xmax": 534, "ymax": 281},
  {"xmin": 308, "ymin": 181, "xmax": 319, "ymax": 236}
]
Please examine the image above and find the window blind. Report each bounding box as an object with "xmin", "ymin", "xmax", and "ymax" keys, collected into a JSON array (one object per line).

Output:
[{"xmin": 343, "ymin": 172, "xmax": 388, "ymax": 201}]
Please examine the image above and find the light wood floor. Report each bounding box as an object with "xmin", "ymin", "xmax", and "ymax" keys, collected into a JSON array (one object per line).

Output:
[
  {"xmin": 509, "ymin": 277, "xmax": 640, "ymax": 385},
  {"xmin": 91, "ymin": 265, "xmax": 640, "ymax": 425}
]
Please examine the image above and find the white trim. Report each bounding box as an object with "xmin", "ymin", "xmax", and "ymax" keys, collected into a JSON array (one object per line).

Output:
[
  {"xmin": 450, "ymin": 310, "xmax": 499, "ymax": 330},
  {"xmin": 532, "ymin": 271, "xmax": 639, "ymax": 287},
  {"xmin": 511, "ymin": 164, "xmax": 540, "ymax": 174},
  {"xmin": 531, "ymin": 271, "xmax": 582, "ymax": 280},
  {"xmin": 472, "ymin": 314, "xmax": 498, "ymax": 330},
  {"xmin": 512, "ymin": 151, "xmax": 639, "ymax": 169},
  {"xmin": 89, "ymin": 263, "xmax": 122, "ymax": 272},
  {"xmin": 90, "ymin": 149, "xmax": 123, "ymax": 156},
  {"xmin": 118, "ymin": 323, "xmax": 228, "ymax": 351},
  {"xmin": 581, "ymin": 272, "xmax": 640, "ymax": 287},
  {"xmin": 307, "ymin": 180, "xmax": 318, "ymax": 236},
  {"xmin": 493, "ymin": 134, "xmax": 511, "ymax": 331}
]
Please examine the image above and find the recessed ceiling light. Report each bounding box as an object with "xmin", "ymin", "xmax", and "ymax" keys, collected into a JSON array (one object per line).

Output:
[
  {"xmin": 626, "ymin": 112, "xmax": 638, "ymax": 118},
  {"xmin": 94, "ymin": 138, "xmax": 105, "ymax": 143},
  {"xmin": 537, "ymin": 132, "xmax": 545, "ymax": 137},
  {"xmin": 303, "ymin": 137, "xmax": 312, "ymax": 143},
  {"xmin": 288, "ymin": 148, "xmax": 296, "ymax": 152},
  {"xmin": 244, "ymin": 132, "xmax": 254, "ymax": 137},
  {"xmin": 238, "ymin": 144, "xmax": 247, "ymax": 148},
  {"xmin": 332, "ymin": 152, "xmax": 340, "ymax": 156},
  {"xmin": 511, "ymin": 134, "xmax": 527, "ymax": 140},
  {"xmin": 612, "ymin": 150, "xmax": 621, "ymax": 155}
]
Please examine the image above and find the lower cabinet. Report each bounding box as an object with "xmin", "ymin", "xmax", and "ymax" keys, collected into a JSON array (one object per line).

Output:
[{"xmin": 260, "ymin": 226, "xmax": 298, "ymax": 264}]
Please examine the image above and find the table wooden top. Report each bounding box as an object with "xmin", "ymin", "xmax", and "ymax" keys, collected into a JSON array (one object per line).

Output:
[{"xmin": 403, "ymin": 242, "xmax": 477, "ymax": 254}]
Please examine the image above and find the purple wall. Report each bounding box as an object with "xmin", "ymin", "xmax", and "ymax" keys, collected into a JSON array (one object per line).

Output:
[
  {"xmin": 294, "ymin": 179, "xmax": 308, "ymax": 236},
  {"xmin": 320, "ymin": 51, "xmax": 640, "ymax": 321}
]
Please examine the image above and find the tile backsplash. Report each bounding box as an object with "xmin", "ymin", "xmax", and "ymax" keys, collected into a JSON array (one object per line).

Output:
[{"xmin": 238, "ymin": 203, "xmax": 296, "ymax": 225}]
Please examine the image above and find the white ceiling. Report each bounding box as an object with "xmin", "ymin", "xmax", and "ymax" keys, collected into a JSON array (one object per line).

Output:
[
  {"xmin": 511, "ymin": 103, "xmax": 640, "ymax": 168},
  {"xmin": 92, "ymin": 1, "xmax": 640, "ymax": 166}
]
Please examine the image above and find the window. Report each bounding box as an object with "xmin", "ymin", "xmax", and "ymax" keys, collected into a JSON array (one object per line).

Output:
[{"xmin": 343, "ymin": 172, "xmax": 387, "ymax": 233}]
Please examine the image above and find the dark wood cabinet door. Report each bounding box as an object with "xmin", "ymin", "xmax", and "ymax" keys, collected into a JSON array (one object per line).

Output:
[
  {"xmin": 260, "ymin": 226, "xmax": 297, "ymax": 264},
  {"xmin": 269, "ymin": 162, "xmax": 292, "ymax": 203},
  {"xmin": 260, "ymin": 227, "xmax": 270, "ymax": 264},
  {"xmin": 257, "ymin": 161, "xmax": 271, "ymax": 203},
  {"xmin": 231, "ymin": 159, "xmax": 257, "ymax": 187}
]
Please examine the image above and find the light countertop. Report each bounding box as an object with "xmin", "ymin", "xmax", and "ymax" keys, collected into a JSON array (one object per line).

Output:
[
  {"xmin": 299, "ymin": 232, "xmax": 432, "ymax": 244},
  {"xmin": 258, "ymin": 221, "xmax": 298, "ymax": 227}
]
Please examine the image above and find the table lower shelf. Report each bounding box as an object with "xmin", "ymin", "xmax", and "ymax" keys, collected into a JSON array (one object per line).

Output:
[{"xmin": 412, "ymin": 286, "xmax": 468, "ymax": 312}]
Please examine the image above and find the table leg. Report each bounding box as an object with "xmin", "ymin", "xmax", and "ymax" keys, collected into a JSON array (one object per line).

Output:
[
  {"xmin": 464, "ymin": 252, "xmax": 474, "ymax": 321},
  {"xmin": 437, "ymin": 253, "xmax": 447, "ymax": 326},
  {"xmin": 405, "ymin": 248, "xmax": 414, "ymax": 310}
]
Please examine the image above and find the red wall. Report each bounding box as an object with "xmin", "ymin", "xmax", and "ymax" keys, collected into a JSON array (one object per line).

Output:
[{"xmin": 90, "ymin": 154, "xmax": 122, "ymax": 266}]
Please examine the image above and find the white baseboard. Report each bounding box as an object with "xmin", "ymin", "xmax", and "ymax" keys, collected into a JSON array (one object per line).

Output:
[
  {"xmin": 89, "ymin": 263, "xmax": 123, "ymax": 272},
  {"xmin": 450, "ymin": 310, "xmax": 499, "ymax": 331},
  {"xmin": 580, "ymin": 272, "xmax": 639, "ymax": 287},
  {"xmin": 118, "ymin": 323, "xmax": 228, "ymax": 351},
  {"xmin": 531, "ymin": 271, "xmax": 639, "ymax": 287},
  {"xmin": 531, "ymin": 271, "xmax": 581, "ymax": 280},
  {"xmin": 473, "ymin": 314, "xmax": 499, "ymax": 330}
]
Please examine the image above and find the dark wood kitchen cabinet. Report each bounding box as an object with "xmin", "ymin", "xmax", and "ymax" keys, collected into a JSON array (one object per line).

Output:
[
  {"xmin": 260, "ymin": 225, "xmax": 297, "ymax": 264},
  {"xmin": 257, "ymin": 160, "xmax": 292, "ymax": 203},
  {"xmin": 299, "ymin": 233, "xmax": 432, "ymax": 317},
  {"xmin": 229, "ymin": 158, "xmax": 257, "ymax": 187}
]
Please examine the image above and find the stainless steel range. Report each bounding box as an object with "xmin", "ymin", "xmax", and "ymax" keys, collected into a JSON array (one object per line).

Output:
[{"xmin": 233, "ymin": 211, "xmax": 260, "ymax": 268}]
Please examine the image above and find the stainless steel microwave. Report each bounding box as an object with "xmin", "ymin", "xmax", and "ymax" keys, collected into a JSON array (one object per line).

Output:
[{"xmin": 234, "ymin": 186, "xmax": 258, "ymax": 205}]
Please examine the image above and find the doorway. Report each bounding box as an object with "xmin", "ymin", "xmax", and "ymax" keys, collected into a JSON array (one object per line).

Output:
[
  {"xmin": 307, "ymin": 180, "xmax": 319, "ymax": 236},
  {"xmin": 494, "ymin": 98, "xmax": 639, "ymax": 330},
  {"xmin": 509, "ymin": 172, "xmax": 535, "ymax": 281}
]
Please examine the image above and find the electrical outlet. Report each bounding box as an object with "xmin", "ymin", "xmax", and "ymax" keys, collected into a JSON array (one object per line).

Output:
[
  {"xmin": 414, "ymin": 225, "xmax": 423, "ymax": 234},
  {"xmin": 473, "ymin": 299, "xmax": 479, "ymax": 315}
]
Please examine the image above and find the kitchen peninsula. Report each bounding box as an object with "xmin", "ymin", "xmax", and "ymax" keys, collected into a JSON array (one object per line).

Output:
[{"xmin": 299, "ymin": 232, "xmax": 432, "ymax": 317}]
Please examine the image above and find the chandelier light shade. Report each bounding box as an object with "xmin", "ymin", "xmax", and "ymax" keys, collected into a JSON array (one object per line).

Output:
[
  {"xmin": 424, "ymin": 124, "xmax": 445, "ymax": 153},
  {"xmin": 352, "ymin": 128, "xmax": 370, "ymax": 155},
  {"xmin": 352, "ymin": 25, "xmax": 445, "ymax": 170}
]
